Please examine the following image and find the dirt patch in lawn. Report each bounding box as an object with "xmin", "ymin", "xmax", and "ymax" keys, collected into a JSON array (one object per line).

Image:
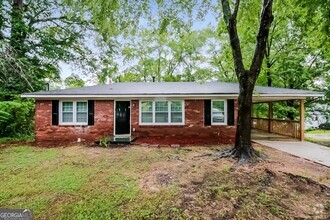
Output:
[{"xmin": 140, "ymin": 144, "xmax": 330, "ymax": 219}]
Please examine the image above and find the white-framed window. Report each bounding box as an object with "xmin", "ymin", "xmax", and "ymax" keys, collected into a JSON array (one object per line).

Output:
[
  {"xmin": 139, "ymin": 100, "xmax": 184, "ymax": 125},
  {"xmin": 59, "ymin": 101, "xmax": 88, "ymax": 125},
  {"xmin": 211, "ymin": 100, "xmax": 227, "ymax": 125}
]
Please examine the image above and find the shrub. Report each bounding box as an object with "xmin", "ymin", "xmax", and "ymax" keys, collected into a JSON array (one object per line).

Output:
[
  {"xmin": 319, "ymin": 123, "xmax": 330, "ymax": 130},
  {"xmin": 0, "ymin": 99, "xmax": 34, "ymax": 137},
  {"xmin": 99, "ymin": 136, "xmax": 110, "ymax": 147}
]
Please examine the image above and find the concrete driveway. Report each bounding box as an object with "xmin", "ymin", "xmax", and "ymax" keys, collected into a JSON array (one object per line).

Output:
[{"xmin": 252, "ymin": 130, "xmax": 330, "ymax": 167}]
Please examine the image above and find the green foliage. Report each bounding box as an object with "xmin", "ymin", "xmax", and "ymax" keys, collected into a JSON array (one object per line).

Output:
[
  {"xmin": 64, "ymin": 74, "xmax": 85, "ymax": 88},
  {"xmin": 0, "ymin": 135, "xmax": 34, "ymax": 144},
  {"xmin": 99, "ymin": 136, "xmax": 110, "ymax": 147},
  {"xmin": 0, "ymin": 109, "xmax": 10, "ymax": 123},
  {"xmin": 0, "ymin": 0, "xmax": 107, "ymax": 97},
  {"xmin": 319, "ymin": 123, "xmax": 330, "ymax": 130},
  {"xmin": 0, "ymin": 0, "xmax": 115, "ymax": 138},
  {"xmin": 115, "ymin": 73, "xmax": 143, "ymax": 83},
  {"xmin": 255, "ymin": 0, "xmax": 329, "ymax": 93},
  {"xmin": 251, "ymin": 0, "xmax": 330, "ymax": 118},
  {"xmin": 98, "ymin": 27, "xmax": 220, "ymax": 83},
  {"xmin": 299, "ymin": 0, "xmax": 330, "ymax": 35},
  {"xmin": 273, "ymin": 101, "xmax": 299, "ymax": 120},
  {"xmin": 253, "ymin": 101, "xmax": 300, "ymax": 120},
  {"xmin": 253, "ymin": 103, "xmax": 268, "ymax": 118},
  {"xmin": 0, "ymin": 98, "xmax": 34, "ymax": 138},
  {"xmin": 0, "ymin": 41, "xmax": 49, "ymax": 98}
]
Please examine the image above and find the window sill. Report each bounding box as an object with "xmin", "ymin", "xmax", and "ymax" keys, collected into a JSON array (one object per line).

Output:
[
  {"xmin": 57, "ymin": 124, "xmax": 88, "ymax": 127},
  {"xmin": 138, "ymin": 124, "xmax": 185, "ymax": 128}
]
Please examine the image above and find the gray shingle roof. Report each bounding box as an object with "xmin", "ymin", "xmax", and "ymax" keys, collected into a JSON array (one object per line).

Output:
[{"xmin": 21, "ymin": 82, "xmax": 323, "ymax": 98}]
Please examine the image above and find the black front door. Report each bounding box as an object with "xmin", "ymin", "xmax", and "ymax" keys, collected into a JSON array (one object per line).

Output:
[{"xmin": 115, "ymin": 101, "xmax": 130, "ymax": 135}]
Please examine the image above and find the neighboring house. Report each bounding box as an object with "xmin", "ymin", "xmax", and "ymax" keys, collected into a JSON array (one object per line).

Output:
[
  {"xmin": 22, "ymin": 82, "xmax": 323, "ymax": 144},
  {"xmin": 305, "ymin": 104, "xmax": 330, "ymax": 129}
]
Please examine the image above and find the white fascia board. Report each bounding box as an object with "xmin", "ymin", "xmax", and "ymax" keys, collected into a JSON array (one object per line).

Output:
[
  {"xmin": 21, "ymin": 93, "xmax": 324, "ymax": 99},
  {"xmin": 21, "ymin": 94, "xmax": 238, "ymax": 99},
  {"xmin": 255, "ymin": 93, "xmax": 324, "ymax": 97}
]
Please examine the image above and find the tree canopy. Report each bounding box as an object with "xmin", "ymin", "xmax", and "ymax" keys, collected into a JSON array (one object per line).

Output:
[{"xmin": 0, "ymin": 0, "xmax": 112, "ymax": 98}]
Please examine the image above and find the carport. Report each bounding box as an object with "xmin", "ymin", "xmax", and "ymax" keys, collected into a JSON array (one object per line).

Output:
[{"xmin": 251, "ymin": 89, "xmax": 323, "ymax": 141}]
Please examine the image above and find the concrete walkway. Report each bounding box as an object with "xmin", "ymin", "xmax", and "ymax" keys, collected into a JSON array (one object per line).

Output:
[{"xmin": 252, "ymin": 130, "xmax": 330, "ymax": 167}]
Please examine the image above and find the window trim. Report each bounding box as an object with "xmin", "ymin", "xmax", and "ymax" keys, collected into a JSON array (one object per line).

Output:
[
  {"xmin": 211, "ymin": 99, "xmax": 227, "ymax": 125},
  {"xmin": 59, "ymin": 101, "xmax": 88, "ymax": 125},
  {"xmin": 139, "ymin": 100, "xmax": 185, "ymax": 125}
]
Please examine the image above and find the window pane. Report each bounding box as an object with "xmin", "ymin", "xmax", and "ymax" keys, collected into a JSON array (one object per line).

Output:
[
  {"xmin": 141, "ymin": 112, "xmax": 153, "ymax": 123},
  {"xmin": 155, "ymin": 101, "xmax": 168, "ymax": 112},
  {"xmin": 76, "ymin": 112, "xmax": 87, "ymax": 123},
  {"xmin": 212, "ymin": 101, "xmax": 225, "ymax": 123},
  {"xmin": 62, "ymin": 112, "xmax": 73, "ymax": 122},
  {"xmin": 171, "ymin": 101, "xmax": 182, "ymax": 111},
  {"xmin": 213, "ymin": 101, "xmax": 224, "ymax": 111},
  {"xmin": 62, "ymin": 102, "xmax": 73, "ymax": 112},
  {"xmin": 212, "ymin": 111, "xmax": 225, "ymax": 123},
  {"xmin": 155, "ymin": 112, "xmax": 168, "ymax": 123},
  {"xmin": 171, "ymin": 112, "xmax": 182, "ymax": 123},
  {"xmin": 77, "ymin": 102, "xmax": 87, "ymax": 112},
  {"xmin": 141, "ymin": 101, "xmax": 152, "ymax": 112}
]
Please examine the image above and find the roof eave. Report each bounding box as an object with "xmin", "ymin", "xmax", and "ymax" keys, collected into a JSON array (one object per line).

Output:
[{"xmin": 21, "ymin": 93, "xmax": 324, "ymax": 99}]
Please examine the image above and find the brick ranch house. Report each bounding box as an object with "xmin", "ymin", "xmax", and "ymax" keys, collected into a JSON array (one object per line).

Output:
[{"xmin": 22, "ymin": 82, "xmax": 323, "ymax": 144}]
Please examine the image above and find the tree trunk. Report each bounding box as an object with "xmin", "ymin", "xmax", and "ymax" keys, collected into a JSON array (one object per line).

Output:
[
  {"xmin": 0, "ymin": 0, "xmax": 5, "ymax": 40},
  {"xmin": 286, "ymin": 83, "xmax": 295, "ymax": 120},
  {"xmin": 266, "ymin": 59, "xmax": 272, "ymax": 87},
  {"xmin": 157, "ymin": 49, "xmax": 161, "ymax": 82},
  {"xmin": 286, "ymin": 100, "xmax": 295, "ymax": 120},
  {"xmin": 10, "ymin": 0, "xmax": 26, "ymax": 55},
  {"xmin": 217, "ymin": 0, "xmax": 273, "ymax": 162},
  {"xmin": 234, "ymin": 73, "xmax": 258, "ymax": 159}
]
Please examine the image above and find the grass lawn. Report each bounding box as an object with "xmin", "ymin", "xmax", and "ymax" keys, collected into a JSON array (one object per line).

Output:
[
  {"xmin": 0, "ymin": 144, "xmax": 329, "ymax": 219},
  {"xmin": 0, "ymin": 135, "xmax": 34, "ymax": 144},
  {"xmin": 305, "ymin": 130, "xmax": 330, "ymax": 147}
]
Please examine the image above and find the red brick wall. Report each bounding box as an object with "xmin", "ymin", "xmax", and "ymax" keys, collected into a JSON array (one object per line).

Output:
[
  {"xmin": 35, "ymin": 99, "xmax": 237, "ymax": 145},
  {"xmin": 35, "ymin": 100, "xmax": 114, "ymax": 142},
  {"xmin": 131, "ymin": 100, "xmax": 238, "ymax": 145}
]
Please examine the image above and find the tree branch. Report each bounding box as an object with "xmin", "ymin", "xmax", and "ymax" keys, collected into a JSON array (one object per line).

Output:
[
  {"xmin": 221, "ymin": 0, "xmax": 245, "ymax": 77},
  {"xmin": 269, "ymin": 59, "xmax": 276, "ymax": 67},
  {"xmin": 307, "ymin": 51, "xmax": 322, "ymax": 71},
  {"xmin": 250, "ymin": 0, "xmax": 274, "ymax": 78},
  {"xmin": 29, "ymin": 16, "xmax": 67, "ymax": 26},
  {"xmin": 232, "ymin": 0, "xmax": 240, "ymax": 19}
]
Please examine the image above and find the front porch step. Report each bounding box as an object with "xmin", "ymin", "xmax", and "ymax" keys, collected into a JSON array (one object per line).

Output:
[
  {"xmin": 109, "ymin": 136, "xmax": 136, "ymax": 144},
  {"xmin": 98, "ymin": 136, "xmax": 136, "ymax": 146}
]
